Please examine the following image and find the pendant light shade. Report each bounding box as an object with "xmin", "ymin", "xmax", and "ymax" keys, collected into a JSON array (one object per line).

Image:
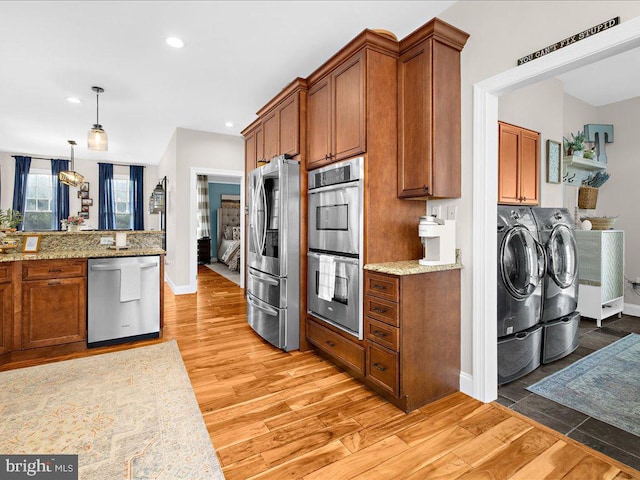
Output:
[
  {"xmin": 88, "ymin": 86, "xmax": 108, "ymax": 151},
  {"xmin": 58, "ymin": 140, "xmax": 85, "ymax": 187},
  {"xmin": 149, "ymin": 178, "xmax": 166, "ymax": 213}
]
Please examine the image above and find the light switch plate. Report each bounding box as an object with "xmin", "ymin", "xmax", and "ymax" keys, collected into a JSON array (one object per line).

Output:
[{"xmin": 100, "ymin": 237, "xmax": 115, "ymax": 245}]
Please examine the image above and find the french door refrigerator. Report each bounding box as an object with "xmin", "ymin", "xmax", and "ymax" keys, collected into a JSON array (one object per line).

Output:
[{"xmin": 247, "ymin": 155, "xmax": 299, "ymax": 351}]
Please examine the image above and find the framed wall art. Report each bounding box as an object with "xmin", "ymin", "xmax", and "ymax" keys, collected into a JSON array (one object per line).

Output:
[
  {"xmin": 546, "ymin": 139, "xmax": 561, "ymax": 184},
  {"xmin": 22, "ymin": 234, "xmax": 41, "ymax": 253}
]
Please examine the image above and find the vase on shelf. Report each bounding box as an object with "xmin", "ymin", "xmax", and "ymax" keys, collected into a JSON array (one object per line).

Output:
[{"xmin": 67, "ymin": 224, "xmax": 81, "ymax": 232}]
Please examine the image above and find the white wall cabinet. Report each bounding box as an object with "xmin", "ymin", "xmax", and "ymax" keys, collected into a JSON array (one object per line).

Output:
[{"xmin": 575, "ymin": 230, "xmax": 624, "ymax": 327}]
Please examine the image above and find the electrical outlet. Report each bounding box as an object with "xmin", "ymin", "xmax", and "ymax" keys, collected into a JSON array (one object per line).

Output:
[
  {"xmin": 431, "ymin": 206, "xmax": 441, "ymax": 218},
  {"xmin": 447, "ymin": 206, "xmax": 457, "ymax": 221},
  {"xmin": 100, "ymin": 237, "xmax": 114, "ymax": 245}
]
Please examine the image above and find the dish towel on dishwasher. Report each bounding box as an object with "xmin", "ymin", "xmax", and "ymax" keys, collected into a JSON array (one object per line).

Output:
[
  {"xmin": 120, "ymin": 263, "xmax": 141, "ymax": 302},
  {"xmin": 318, "ymin": 255, "xmax": 336, "ymax": 301}
]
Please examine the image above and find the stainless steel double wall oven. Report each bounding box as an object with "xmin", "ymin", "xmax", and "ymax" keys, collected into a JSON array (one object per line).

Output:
[
  {"xmin": 247, "ymin": 155, "xmax": 300, "ymax": 351},
  {"xmin": 307, "ymin": 157, "xmax": 364, "ymax": 339}
]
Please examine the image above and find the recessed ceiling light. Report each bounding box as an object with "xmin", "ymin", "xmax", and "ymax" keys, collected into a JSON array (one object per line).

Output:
[
  {"xmin": 66, "ymin": 97, "xmax": 82, "ymax": 104},
  {"xmin": 166, "ymin": 37, "xmax": 185, "ymax": 48},
  {"xmin": 224, "ymin": 121, "xmax": 234, "ymax": 128}
]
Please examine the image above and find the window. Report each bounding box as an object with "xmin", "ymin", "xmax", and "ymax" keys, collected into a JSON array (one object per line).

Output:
[
  {"xmin": 23, "ymin": 170, "xmax": 53, "ymax": 231},
  {"xmin": 113, "ymin": 175, "xmax": 132, "ymax": 229}
]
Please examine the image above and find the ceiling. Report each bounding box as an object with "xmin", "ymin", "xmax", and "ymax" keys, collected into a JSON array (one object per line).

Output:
[
  {"xmin": 0, "ymin": 1, "xmax": 455, "ymax": 165},
  {"xmin": 557, "ymin": 46, "xmax": 640, "ymax": 107}
]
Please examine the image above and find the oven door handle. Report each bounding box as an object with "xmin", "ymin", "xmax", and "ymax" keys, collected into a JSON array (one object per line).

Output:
[
  {"xmin": 307, "ymin": 251, "xmax": 360, "ymax": 265},
  {"xmin": 308, "ymin": 181, "xmax": 359, "ymax": 195},
  {"xmin": 248, "ymin": 270, "xmax": 279, "ymax": 286},
  {"xmin": 247, "ymin": 295, "xmax": 278, "ymax": 317}
]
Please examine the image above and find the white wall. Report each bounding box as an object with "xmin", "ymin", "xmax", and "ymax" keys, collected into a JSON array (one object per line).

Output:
[
  {"xmin": 0, "ymin": 151, "xmax": 158, "ymax": 230},
  {"xmin": 439, "ymin": 1, "xmax": 640, "ymax": 377},
  {"xmin": 498, "ymin": 79, "xmax": 565, "ymax": 207},
  {"xmin": 594, "ymin": 97, "xmax": 640, "ymax": 305},
  {"xmin": 159, "ymin": 127, "xmax": 244, "ymax": 291}
]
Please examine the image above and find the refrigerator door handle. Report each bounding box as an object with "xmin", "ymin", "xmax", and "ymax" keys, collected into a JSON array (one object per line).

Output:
[
  {"xmin": 252, "ymin": 174, "xmax": 264, "ymax": 259},
  {"xmin": 247, "ymin": 295, "xmax": 278, "ymax": 317},
  {"xmin": 260, "ymin": 173, "xmax": 268, "ymax": 254},
  {"xmin": 248, "ymin": 270, "xmax": 279, "ymax": 286}
]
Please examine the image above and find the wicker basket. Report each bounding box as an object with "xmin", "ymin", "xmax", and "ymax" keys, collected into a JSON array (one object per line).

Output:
[
  {"xmin": 583, "ymin": 216, "xmax": 618, "ymax": 230},
  {"xmin": 578, "ymin": 186, "xmax": 598, "ymax": 209}
]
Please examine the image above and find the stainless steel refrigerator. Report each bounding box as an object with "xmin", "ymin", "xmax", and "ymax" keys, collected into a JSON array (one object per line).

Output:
[{"xmin": 246, "ymin": 155, "xmax": 299, "ymax": 351}]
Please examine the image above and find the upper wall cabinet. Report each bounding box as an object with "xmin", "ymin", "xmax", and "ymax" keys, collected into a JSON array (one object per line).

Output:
[
  {"xmin": 254, "ymin": 78, "xmax": 306, "ymax": 162},
  {"xmin": 397, "ymin": 19, "xmax": 469, "ymax": 199},
  {"xmin": 307, "ymin": 51, "xmax": 366, "ymax": 170},
  {"xmin": 498, "ymin": 121, "xmax": 540, "ymax": 206}
]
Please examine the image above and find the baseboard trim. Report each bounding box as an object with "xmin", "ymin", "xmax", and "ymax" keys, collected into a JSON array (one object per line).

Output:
[
  {"xmin": 459, "ymin": 371, "xmax": 474, "ymax": 398},
  {"xmin": 623, "ymin": 303, "xmax": 640, "ymax": 317},
  {"xmin": 165, "ymin": 275, "xmax": 196, "ymax": 295}
]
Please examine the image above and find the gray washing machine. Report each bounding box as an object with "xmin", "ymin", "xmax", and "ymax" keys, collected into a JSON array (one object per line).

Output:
[
  {"xmin": 531, "ymin": 207, "xmax": 580, "ymax": 364},
  {"xmin": 497, "ymin": 206, "xmax": 545, "ymax": 384}
]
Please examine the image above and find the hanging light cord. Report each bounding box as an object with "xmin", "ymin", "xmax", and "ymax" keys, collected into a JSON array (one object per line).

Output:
[{"xmin": 95, "ymin": 90, "xmax": 99, "ymax": 126}]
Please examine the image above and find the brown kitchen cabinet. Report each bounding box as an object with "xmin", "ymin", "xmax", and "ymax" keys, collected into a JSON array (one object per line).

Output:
[
  {"xmin": 259, "ymin": 87, "xmax": 302, "ymax": 160},
  {"xmin": 498, "ymin": 121, "xmax": 540, "ymax": 205},
  {"xmin": 21, "ymin": 259, "xmax": 87, "ymax": 349},
  {"xmin": 244, "ymin": 122, "xmax": 263, "ymax": 178},
  {"xmin": 0, "ymin": 263, "xmax": 14, "ymax": 355},
  {"xmin": 397, "ymin": 19, "xmax": 469, "ymax": 199},
  {"xmin": 364, "ymin": 269, "xmax": 461, "ymax": 412},
  {"xmin": 307, "ymin": 50, "xmax": 366, "ymax": 169}
]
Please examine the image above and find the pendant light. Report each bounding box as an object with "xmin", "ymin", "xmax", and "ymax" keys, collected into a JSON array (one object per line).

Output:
[
  {"xmin": 149, "ymin": 177, "xmax": 166, "ymax": 213},
  {"xmin": 58, "ymin": 140, "xmax": 85, "ymax": 187},
  {"xmin": 88, "ymin": 86, "xmax": 108, "ymax": 151}
]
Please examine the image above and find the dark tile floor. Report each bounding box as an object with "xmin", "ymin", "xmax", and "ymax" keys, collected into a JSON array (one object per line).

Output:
[{"xmin": 498, "ymin": 314, "xmax": 640, "ymax": 471}]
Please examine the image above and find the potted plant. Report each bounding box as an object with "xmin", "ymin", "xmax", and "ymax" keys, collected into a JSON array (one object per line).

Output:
[
  {"xmin": 0, "ymin": 208, "xmax": 23, "ymax": 230},
  {"xmin": 568, "ymin": 130, "xmax": 586, "ymax": 157},
  {"xmin": 64, "ymin": 215, "xmax": 85, "ymax": 232}
]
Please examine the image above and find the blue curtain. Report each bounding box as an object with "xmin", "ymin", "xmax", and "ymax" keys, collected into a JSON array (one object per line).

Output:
[
  {"xmin": 50, "ymin": 159, "xmax": 70, "ymax": 230},
  {"xmin": 98, "ymin": 162, "xmax": 115, "ymax": 230},
  {"xmin": 130, "ymin": 165, "xmax": 145, "ymax": 230},
  {"xmin": 12, "ymin": 156, "xmax": 31, "ymax": 230}
]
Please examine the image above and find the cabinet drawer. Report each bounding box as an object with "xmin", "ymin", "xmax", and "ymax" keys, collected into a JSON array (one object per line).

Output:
[
  {"xmin": 365, "ymin": 272, "xmax": 399, "ymax": 302},
  {"xmin": 23, "ymin": 259, "xmax": 87, "ymax": 280},
  {"xmin": 0, "ymin": 263, "xmax": 12, "ymax": 283},
  {"xmin": 367, "ymin": 342, "xmax": 399, "ymax": 397},
  {"xmin": 364, "ymin": 295, "xmax": 399, "ymax": 327},
  {"xmin": 307, "ymin": 319, "xmax": 364, "ymax": 375},
  {"xmin": 365, "ymin": 317, "xmax": 399, "ymax": 351}
]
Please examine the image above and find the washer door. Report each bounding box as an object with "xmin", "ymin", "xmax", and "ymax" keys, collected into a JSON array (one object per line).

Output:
[
  {"xmin": 547, "ymin": 224, "xmax": 578, "ymax": 289},
  {"xmin": 500, "ymin": 226, "xmax": 545, "ymax": 300}
]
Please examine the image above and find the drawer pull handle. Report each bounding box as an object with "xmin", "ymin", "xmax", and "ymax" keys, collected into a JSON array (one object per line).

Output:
[
  {"xmin": 48, "ymin": 269, "xmax": 63, "ymax": 273},
  {"xmin": 372, "ymin": 284, "xmax": 387, "ymax": 291},
  {"xmin": 48, "ymin": 281, "xmax": 61, "ymax": 286},
  {"xmin": 373, "ymin": 362, "xmax": 387, "ymax": 372},
  {"xmin": 325, "ymin": 340, "xmax": 335, "ymax": 347},
  {"xmin": 373, "ymin": 330, "xmax": 387, "ymax": 338},
  {"xmin": 372, "ymin": 307, "xmax": 387, "ymax": 314}
]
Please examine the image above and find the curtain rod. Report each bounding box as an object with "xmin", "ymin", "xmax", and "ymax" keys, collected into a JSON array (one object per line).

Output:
[{"xmin": 11, "ymin": 156, "xmax": 146, "ymax": 168}]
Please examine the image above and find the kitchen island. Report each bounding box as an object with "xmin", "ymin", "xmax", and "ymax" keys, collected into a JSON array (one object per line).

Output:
[{"xmin": 0, "ymin": 231, "xmax": 164, "ymax": 365}]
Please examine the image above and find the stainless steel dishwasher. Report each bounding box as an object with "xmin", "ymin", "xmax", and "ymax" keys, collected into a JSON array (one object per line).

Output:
[{"xmin": 88, "ymin": 255, "xmax": 160, "ymax": 347}]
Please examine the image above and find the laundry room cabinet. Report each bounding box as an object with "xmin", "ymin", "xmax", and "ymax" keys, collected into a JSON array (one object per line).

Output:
[
  {"xmin": 575, "ymin": 230, "xmax": 624, "ymax": 326},
  {"xmin": 498, "ymin": 122, "xmax": 540, "ymax": 206}
]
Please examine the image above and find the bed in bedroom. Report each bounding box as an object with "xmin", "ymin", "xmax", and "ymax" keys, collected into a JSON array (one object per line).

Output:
[{"xmin": 216, "ymin": 199, "xmax": 241, "ymax": 272}]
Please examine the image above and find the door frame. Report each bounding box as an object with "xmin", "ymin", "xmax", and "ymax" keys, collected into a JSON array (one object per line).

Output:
[
  {"xmin": 472, "ymin": 16, "xmax": 640, "ymax": 403},
  {"xmin": 189, "ymin": 167, "xmax": 245, "ymax": 292}
]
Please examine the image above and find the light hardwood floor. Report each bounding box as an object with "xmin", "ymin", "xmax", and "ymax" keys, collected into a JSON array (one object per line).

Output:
[{"xmin": 3, "ymin": 265, "xmax": 639, "ymax": 479}]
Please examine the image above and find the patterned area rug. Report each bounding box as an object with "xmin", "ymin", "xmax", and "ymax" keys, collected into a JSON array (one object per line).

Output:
[
  {"xmin": 528, "ymin": 333, "xmax": 640, "ymax": 437},
  {"xmin": 0, "ymin": 341, "xmax": 225, "ymax": 479}
]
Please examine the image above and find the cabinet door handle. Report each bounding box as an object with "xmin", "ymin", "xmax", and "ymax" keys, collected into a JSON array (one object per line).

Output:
[
  {"xmin": 523, "ymin": 196, "xmax": 527, "ymax": 202},
  {"xmin": 325, "ymin": 340, "xmax": 335, "ymax": 347},
  {"xmin": 372, "ymin": 284, "xmax": 387, "ymax": 291},
  {"xmin": 47, "ymin": 280, "xmax": 61, "ymax": 286},
  {"xmin": 373, "ymin": 362, "xmax": 387, "ymax": 372},
  {"xmin": 373, "ymin": 330, "xmax": 388, "ymax": 338},
  {"xmin": 372, "ymin": 307, "xmax": 387, "ymax": 314},
  {"xmin": 48, "ymin": 269, "xmax": 62, "ymax": 273},
  {"xmin": 423, "ymin": 184, "xmax": 428, "ymax": 192}
]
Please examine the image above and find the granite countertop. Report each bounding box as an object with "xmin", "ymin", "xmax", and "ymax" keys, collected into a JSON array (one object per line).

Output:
[
  {"xmin": 365, "ymin": 249, "xmax": 463, "ymax": 276},
  {"xmin": 0, "ymin": 248, "xmax": 165, "ymax": 263}
]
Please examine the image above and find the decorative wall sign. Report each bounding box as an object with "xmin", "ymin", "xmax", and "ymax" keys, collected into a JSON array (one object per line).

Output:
[
  {"xmin": 547, "ymin": 140, "xmax": 561, "ymax": 184},
  {"xmin": 517, "ymin": 17, "xmax": 620, "ymax": 66}
]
